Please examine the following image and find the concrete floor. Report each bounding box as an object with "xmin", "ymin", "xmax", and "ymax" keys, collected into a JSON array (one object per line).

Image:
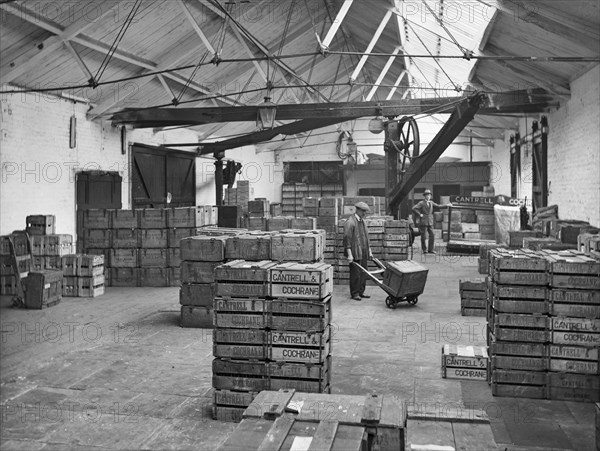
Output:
[{"xmin": 0, "ymin": 249, "xmax": 596, "ymax": 451}]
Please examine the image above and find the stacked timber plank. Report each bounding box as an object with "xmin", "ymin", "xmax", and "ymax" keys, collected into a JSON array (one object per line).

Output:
[
  {"xmin": 61, "ymin": 254, "xmax": 105, "ymax": 298},
  {"xmin": 459, "ymin": 279, "xmax": 487, "ymax": 317},
  {"xmin": 487, "ymin": 248, "xmax": 600, "ymax": 402},
  {"xmin": 179, "ymin": 228, "xmax": 244, "ymax": 328},
  {"xmin": 212, "ymin": 248, "xmax": 332, "ymax": 421},
  {"xmin": 218, "ymin": 389, "xmax": 406, "ymax": 451}
]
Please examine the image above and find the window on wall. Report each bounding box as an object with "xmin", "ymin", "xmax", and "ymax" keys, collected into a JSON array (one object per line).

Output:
[{"xmin": 283, "ymin": 161, "xmax": 343, "ymax": 184}]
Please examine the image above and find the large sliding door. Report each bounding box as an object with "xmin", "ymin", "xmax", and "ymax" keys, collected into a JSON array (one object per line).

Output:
[{"xmin": 131, "ymin": 144, "xmax": 195, "ymax": 209}]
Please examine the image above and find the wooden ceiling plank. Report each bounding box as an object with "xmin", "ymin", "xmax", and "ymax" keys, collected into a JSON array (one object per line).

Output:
[
  {"xmin": 320, "ymin": 0, "xmax": 354, "ymax": 50},
  {"xmin": 176, "ymin": 0, "xmax": 216, "ymax": 56},
  {"xmin": 494, "ymin": 0, "xmax": 600, "ymax": 53},
  {"xmin": 366, "ymin": 46, "xmax": 401, "ymax": 101},
  {"xmin": 157, "ymin": 75, "xmax": 178, "ymax": 101},
  {"xmin": 1, "ymin": 2, "xmax": 119, "ymax": 82},
  {"xmin": 386, "ymin": 69, "xmax": 407, "ymax": 100},
  {"xmin": 349, "ymin": 9, "xmax": 393, "ymax": 83},
  {"xmin": 87, "ymin": 77, "xmax": 155, "ymax": 119},
  {"xmin": 64, "ymin": 41, "xmax": 95, "ymax": 82}
]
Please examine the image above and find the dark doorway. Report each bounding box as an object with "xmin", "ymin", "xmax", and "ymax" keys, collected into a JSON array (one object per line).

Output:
[{"xmin": 432, "ymin": 184, "xmax": 460, "ymax": 204}]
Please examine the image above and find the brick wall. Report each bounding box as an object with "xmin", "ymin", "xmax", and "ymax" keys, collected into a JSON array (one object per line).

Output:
[
  {"xmin": 0, "ymin": 89, "xmax": 201, "ymax": 237},
  {"xmin": 546, "ymin": 65, "xmax": 600, "ymax": 226}
]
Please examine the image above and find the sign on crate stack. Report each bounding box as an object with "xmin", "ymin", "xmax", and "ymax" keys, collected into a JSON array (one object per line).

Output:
[{"xmin": 212, "ymin": 229, "xmax": 332, "ymax": 422}]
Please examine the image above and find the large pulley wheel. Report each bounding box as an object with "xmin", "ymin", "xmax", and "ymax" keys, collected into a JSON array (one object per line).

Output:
[{"xmin": 397, "ymin": 117, "xmax": 420, "ymax": 158}]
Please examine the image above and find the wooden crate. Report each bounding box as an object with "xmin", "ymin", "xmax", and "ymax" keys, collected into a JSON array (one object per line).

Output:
[
  {"xmin": 245, "ymin": 217, "xmax": 267, "ymax": 231},
  {"xmin": 139, "ymin": 248, "xmax": 168, "ymax": 268},
  {"xmin": 179, "ymin": 283, "xmax": 214, "ymax": 307},
  {"xmin": 109, "ymin": 267, "xmax": 140, "ymax": 287},
  {"xmin": 441, "ymin": 344, "xmax": 488, "ymax": 380},
  {"xmin": 549, "ymin": 344, "xmax": 599, "ymax": 375},
  {"xmin": 546, "ymin": 252, "xmax": 600, "ymax": 290},
  {"xmin": 167, "ymin": 207, "xmax": 196, "ymax": 228},
  {"xmin": 271, "ymin": 231, "xmax": 324, "ymax": 262},
  {"xmin": 44, "ymin": 234, "xmax": 73, "ymax": 256},
  {"xmin": 550, "ymin": 289, "xmax": 600, "ymax": 318},
  {"xmin": 81, "ymin": 210, "xmax": 109, "ymax": 229},
  {"xmin": 110, "ymin": 249, "xmax": 138, "ymax": 268},
  {"xmin": 232, "ymin": 389, "xmax": 405, "ymax": 451},
  {"xmin": 508, "ymin": 230, "xmax": 543, "ymax": 248},
  {"xmin": 382, "ymin": 260, "xmax": 428, "ymax": 298},
  {"xmin": 84, "ymin": 229, "xmax": 111, "ymax": 249},
  {"xmin": 167, "ymin": 228, "xmax": 195, "ymax": 248},
  {"xmin": 111, "ymin": 209, "xmax": 138, "ymax": 229},
  {"xmin": 547, "ymin": 373, "xmax": 600, "ymax": 402},
  {"xmin": 79, "ymin": 254, "xmax": 104, "ymax": 276},
  {"xmin": 180, "ymin": 236, "xmax": 227, "ymax": 261},
  {"xmin": 139, "ymin": 229, "xmax": 168, "ymax": 249},
  {"xmin": 111, "ymin": 228, "xmax": 139, "ymax": 249},
  {"xmin": 267, "ymin": 217, "xmax": 292, "ymax": 231},
  {"xmin": 212, "ymin": 357, "xmax": 330, "ymax": 394},
  {"xmin": 139, "ymin": 208, "xmax": 168, "ymax": 229},
  {"xmin": 213, "ymin": 297, "xmax": 268, "ymax": 329},
  {"xmin": 225, "ymin": 234, "xmax": 271, "ymax": 261},
  {"xmin": 269, "ymin": 262, "xmax": 333, "ymax": 300},
  {"xmin": 168, "ymin": 248, "xmax": 181, "ymax": 268},
  {"xmin": 140, "ymin": 267, "xmax": 169, "ymax": 287},
  {"xmin": 269, "ymin": 296, "xmax": 332, "ymax": 332},
  {"xmin": 62, "ymin": 276, "xmax": 78, "ymax": 297},
  {"xmin": 24, "ymin": 270, "xmax": 62, "ymax": 309},
  {"xmin": 180, "ymin": 305, "xmax": 213, "ymax": 328},
  {"xmin": 45, "ymin": 256, "xmax": 62, "ymax": 270},
  {"xmin": 180, "ymin": 261, "xmax": 222, "ymax": 284},
  {"xmin": 215, "ymin": 260, "xmax": 275, "ymax": 282},
  {"xmin": 169, "ymin": 267, "xmax": 180, "ymax": 287},
  {"xmin": 491, "ymin": 284, "xmax": 548, "ymax": 315},
  {"xmin": 78, "ymin": 275, "xmax": 105, "ymax": 297},
  {"xmin": 0, "ymin": 275, "xmax": 17, "ymax": 295},
  {"xmin": 60, "ymin": 254, "xmax": 79, "ymax": 276}
]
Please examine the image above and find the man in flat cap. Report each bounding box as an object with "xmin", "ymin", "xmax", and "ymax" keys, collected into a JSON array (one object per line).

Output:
[
  {"xmin": 343, "ymin": 201, "xmax": 373, "ymax": 301},
  {"xmin": 412, "ymin": 189, "xmax": 451, "ymax": 254}
]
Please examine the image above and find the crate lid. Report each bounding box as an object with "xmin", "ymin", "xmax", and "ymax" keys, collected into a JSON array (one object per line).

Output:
[{"xmin": 443, "ymin": 344, "xmax": 488, "ymax": 358}]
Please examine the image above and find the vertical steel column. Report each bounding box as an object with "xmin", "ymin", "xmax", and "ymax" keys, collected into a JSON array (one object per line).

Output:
[{"xmin": 214, "ymin": 151, "xmax": 224, "ymax": 206}]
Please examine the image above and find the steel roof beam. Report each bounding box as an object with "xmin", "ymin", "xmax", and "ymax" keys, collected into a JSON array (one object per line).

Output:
[{"xmin": 349, "ymin": 9, "xmax": 393, "ymax": 83}]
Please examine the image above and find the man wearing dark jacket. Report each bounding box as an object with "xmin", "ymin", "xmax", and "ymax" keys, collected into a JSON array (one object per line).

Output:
[
  {"xmin": 412, "ymin": 189, "xmax": 451, "ymax": 253},
  {"xmin": 343, "ymin": 202, "xmax": 373, "ymax": 301}
]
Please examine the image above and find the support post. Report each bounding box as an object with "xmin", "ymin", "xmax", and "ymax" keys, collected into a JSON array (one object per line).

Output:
[{"xmin": 214, "ymin": 152, "xmax": 225, "ymax": 206}]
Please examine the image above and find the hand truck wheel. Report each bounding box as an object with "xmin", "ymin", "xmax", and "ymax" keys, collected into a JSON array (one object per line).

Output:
[
  {"xmin": 407, "ymin": 296, "xmax": 419, "ymax": 305},
  {"xmin": 385, "ymin": 296, "xmax": 397, "ymax": 309}
]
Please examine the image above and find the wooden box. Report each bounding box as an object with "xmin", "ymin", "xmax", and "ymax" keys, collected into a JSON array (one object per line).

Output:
[
  {"xmin": 442, "ymin": 344, "xmax": 488, "ymax": 380},
  {"xmin": 179, "ymin": 283, "xmax": 215, "ymax": 307},
  {"xmin": 225, "ymin": 235, "xmax": 271, "ymax": 261},
  {"xmin": 180, "ymin": 261, "xmax": 221, "ymax": 284},
  {"xmin": 45, "ymin": 234, "xmax": 73, "ymax": 256},
  {"xmin": 267, "ymin": 217, "xmax": 292, "ymax": 231},
  {"xmin": 291, "ymin": 217, "xmax": 317, "ymax": 230},
  {"xmin": 111, "ymin": 228, "xmax": 139, "ymax": 249},
  {"xmin": 382, "ymin": 260, "xmax": 428, "ymax": 298},
  {"xmin": 30, "ymin": 235, "xmax": 45, "ymax": 256},
  {"xmin": 245, "ymin": 217, "xmax": 267, "ymax": 231},
  {"xmin": 139, "ymin": 229, "xmax": 168, "ymax": 249},
  {"xmin": 24, "ymin": 270, "xmax": 62, "ymax": 309},
  {"xmin": 139, "ymin": 248, "xmax": 168, "ymax": 268},
  {"xmin": 167, "ymin": 207, "xmax": 196, "ymax": 228},
  {"xmin": 168, "ymin": 248, "xmax": 181, "ymax": 268},
  {"xmin": 110, "ymin": 249, "xmax": 139, "ymax": 268},
  {"xmin": 508, "ymin": 230, "xmax": 543, "ymax": 248},
  {"xmin": 547, "ymin": 373, "xmax": 600, "ymax": 402},
  {"xmin": 45, "ymin": 256, "xmax": 62, "ymax": 270},
  {"xmin": 78, "ymin": 275, "xmax": 105, "ymax": 297},
  {"xmin": 215, "ymin": 260, "xmax": 276, "ymax": 282},
  {"xmin": 180, "ymin": 305, "xmax": 213, "ymax": 328},
  {"xmin": 271, "ymin": 231, "xmax": 324, "ymax": 262},
  {"xmin": 270, "ymin": 262, "xmax": 333, "ymax": 300},
  {"xmin": 140, "ymin": 267, "xmax": 169, "ymax": 287},
  {"xmin": 110, "ymin": 267, "xmax": 140, "ymax": 287},
  {"xmin": 62, "ymin": 276, "xmax": 78, "ymax": 297},
  {"xmin": 269, "ymin": 296, "xmax": 332, "ymax": 332},
  {"xmin": 84, "ymin": 229, "xmax": 111, "ymax": 249},
  {"xmin": 61, "ymin": 254, "xmax": 79, "ymax": 276},
  {"xmin": 81, "ymin": 210, "xmax": 109, "ymax": 229},
  {"xmin": 167, "ymin": 228, "xmax": 196, "ymax": 248},
  {"xmin": 550, "ymin": 289, "xmax": 600, "ymax": 318},
  {"xmin": 111, "ymin": 209, "xmax": 138, "ymax": 229},
  {"xmin": 80, "ymin": 254, "xmax": 104, "ymax": 277},
  {"xmin": 139, "ymin": 208, "xmax": 168, "ymax": 229},
  {"xmin": 180, "ymin": 236, "xmax": 227, "ymax": 262}
]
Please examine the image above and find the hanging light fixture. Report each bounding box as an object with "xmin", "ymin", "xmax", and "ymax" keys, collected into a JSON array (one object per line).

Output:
[
  {"xmin": 256, "ymin": 96, "xmax": 277, "ymax": 130},
  {"xmin": 368, "ymin": 104, "xmax": 384, "ymax": 134}
]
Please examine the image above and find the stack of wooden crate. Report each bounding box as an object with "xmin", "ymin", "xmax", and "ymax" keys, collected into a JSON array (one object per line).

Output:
[
  {"xmin": 543, "ymin": 250, "xmax": 600, "ymax": 403},
  {"xmin": 487, "ymin": 248, "xmax": 600, "ymax": 402},
  {"xmin": 179, "ymin": 230, "xmax": 240, "ymax": 328},
  {"xmin": 245, "ymin": 199, "xmax": 270, "ymax": 231},
  {"xmin": 487, "ymin": 248, "xmax": 551, "ymax": 400},
  {"xmin": 82, "ymin": 207, "xmax": 217, "ymax": 287},
  {"xmin": 281, "ymin": 183, "xmax": 308, "ymax": 216},
  {"xmin": 61, "ymin": 254, "xmax": 105, "ymax": 298},
  {"xmin": 212, "ymin": 234, "xmax": 331, "ymax": 421},
  {"xmin": 316, "ymin": 198, "xmax": 340, "ymax": 234},
  {"xmin": 577, "ymin": 232, "xmax": 600, "ymax": 258},
  {"xmin": 224, "ymin": 180, "xmax": 254, "ymax": 214},
  {"xmin": 26, "ymin": 214, "xmax": 56, "ymax": 236},
  {"xmin": 478, "ymin": 243, "xmax": 505, "ymax": 274},
  {"xmin": 459, "ymin": 278, "xmax": 487, "ymax": 317},
  {"xmin": 477, "ymin": 209, "xmax": 496, "ymax": 241},
  {"xmin": 30, "ymin": 234, "xmax": 73, "ymax": 271},
  {"xmin": 0, "ymin": 234, "xmax": 31, "ymax": 295},
  {"xmin": 383, "ymin": 219, "xmax": 410, "ymax": 261}
]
